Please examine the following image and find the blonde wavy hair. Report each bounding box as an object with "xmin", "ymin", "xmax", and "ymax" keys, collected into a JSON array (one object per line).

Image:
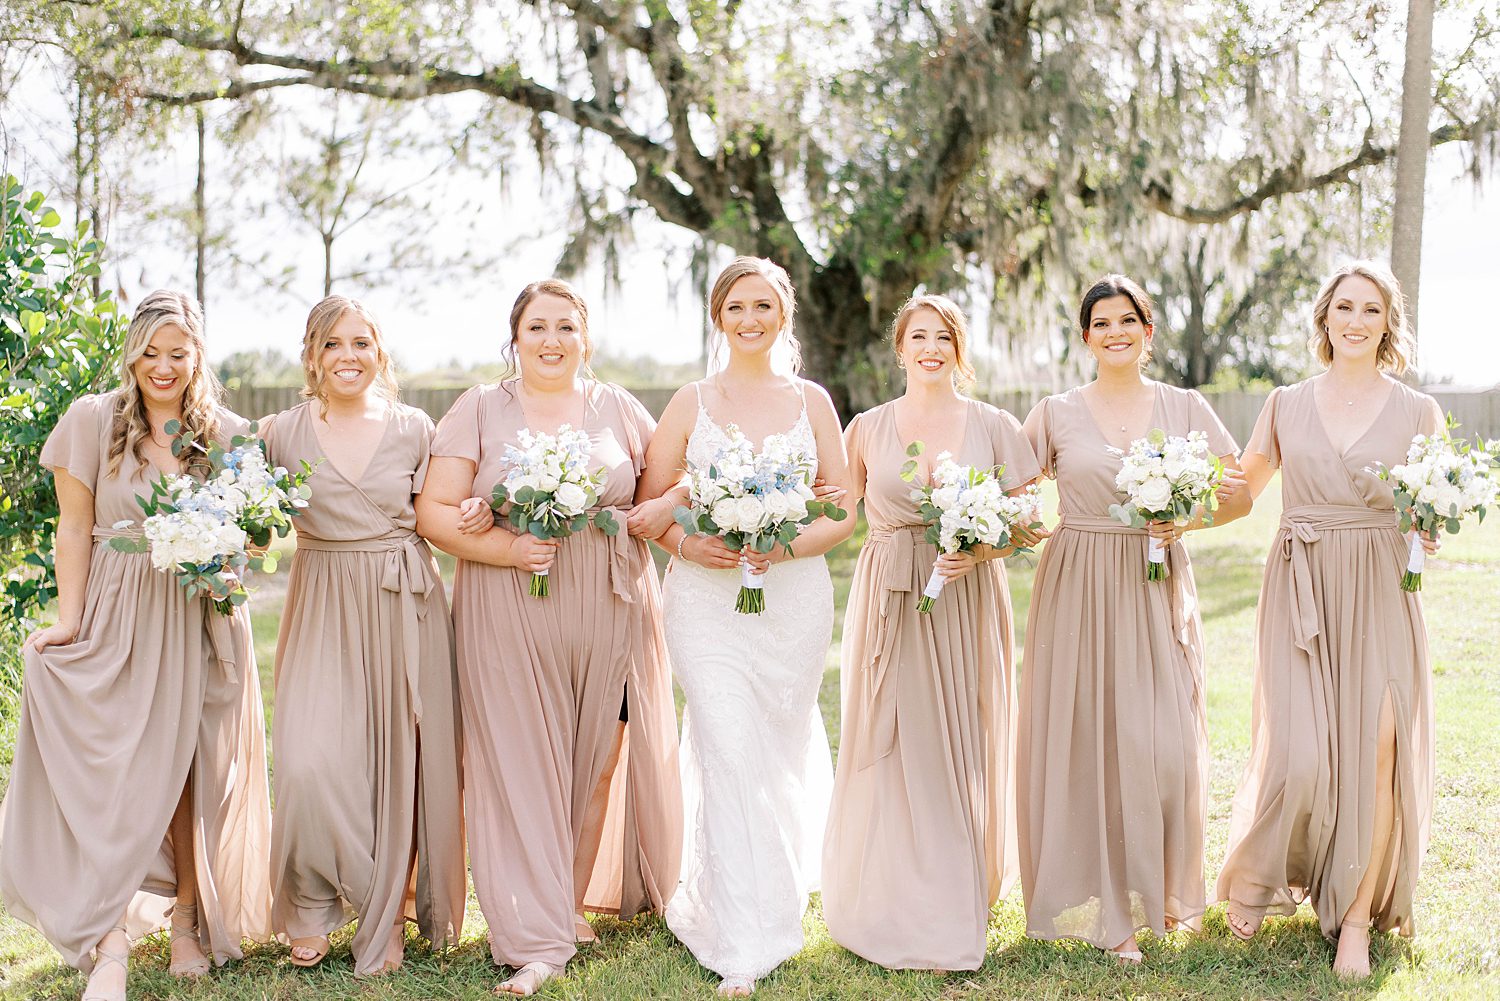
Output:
[
  {"xmin": 890, "ymin": 293, "xmax": 978, "ymax": 392},
  {"xmin": 109, "ymin": 290, "xmax": 223, "ymax": 479},
  {"xmin": 300, "ymin": 295, "xmax": 401, "ymax": 414},
  {"xmin": 708, "ymin": 256, "xmax": 802, "ymax": 373},
  {"xmin": 1309, "ymin": 261, "xmax": 1414, "ymax": 374}
]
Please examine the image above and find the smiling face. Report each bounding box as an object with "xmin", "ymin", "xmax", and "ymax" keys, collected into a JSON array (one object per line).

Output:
[
  {"xmin": 1322, "ymin": 274, "xmax": 1388, "ymax": 367},
  {"xmin": 317, "ymin": 310, "xmax": 382, "ymax": 402},
  {"xmin": 515, "ymin": 293, "xmax": 587, "ymax": 381},
  {"xmin": 131, "ymin": 322, "xmax": 196, "ymax": 409},
  {"xmin": 1084, "ymin": 294, "xmax": 1152, "ymax": 370},
  {"xmin": 717, "ymin": 274, "xmax": 785, "ymax": 360},
  {"xmin": 898, "ymin": 306, "xmax": 958, "ymax": 384}
]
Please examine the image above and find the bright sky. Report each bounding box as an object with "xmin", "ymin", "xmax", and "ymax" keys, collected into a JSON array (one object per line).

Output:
[{"xmin": 3, "ymin": 58, "xmax": 1498, "ymax": 387}]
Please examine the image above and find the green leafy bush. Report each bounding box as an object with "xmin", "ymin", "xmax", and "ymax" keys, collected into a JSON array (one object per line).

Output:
[{"xmin": 0, "ymin": 176, "xmax": 126, "ymax": 728}]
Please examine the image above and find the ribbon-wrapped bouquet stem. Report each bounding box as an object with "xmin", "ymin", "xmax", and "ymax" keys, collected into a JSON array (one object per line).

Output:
[
  {"xmin": 901, "ymin": 441, "xmax": 1043, "ymax": 613},
  {"xmin": 673, "ymin": 424, "xmax": 846, "ymax": 614},
  {"xmin": 489, "ymin": 425, "xmax": 619, "ymax": 598},
  {"xmin": 1107, "ymin": 428, "xmax": 1224, "ymax": 582},
  {"xmin": 109, "ymin": 419, "xmax": 316, "ymax": 614},
  {"xmin": 1372, "ymin": 418, "xmax": 1499, "ymax": 592}
]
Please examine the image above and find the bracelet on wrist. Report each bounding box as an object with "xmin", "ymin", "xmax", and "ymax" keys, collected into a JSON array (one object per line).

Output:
[{"xmin": 676, "ymin": 533, "xmax": 689, "ymax": 561}]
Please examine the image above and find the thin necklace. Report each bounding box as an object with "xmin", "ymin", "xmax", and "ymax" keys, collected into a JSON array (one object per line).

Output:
[{"xmin": 1092, "ymin": 383, "xmax": 1150, "ymax": 434}]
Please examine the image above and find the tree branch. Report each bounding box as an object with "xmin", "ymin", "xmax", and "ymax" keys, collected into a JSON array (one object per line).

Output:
[{"xmin": 1133, "ymin": 123, "xmax": 1472, "ymax": 225}]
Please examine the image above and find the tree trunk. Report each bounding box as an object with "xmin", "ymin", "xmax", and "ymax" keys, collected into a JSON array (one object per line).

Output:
[
  {"xmin": 194, "ymin": 109, "xmax": 208, "ymax": 310},
  {"xmin": 1392, "ymin": 0, "xmax": 1434, "ymax": 354},
  {"xmin": 795, "ymin": 259, "xmax": 895, "ymax": 419},
  {"xmin": 323, "ymin": 233, "xmax": 334, "ymax": 296}
]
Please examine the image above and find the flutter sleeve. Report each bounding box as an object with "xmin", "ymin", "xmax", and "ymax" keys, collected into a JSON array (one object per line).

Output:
[
  {"xmin": 431, "ymin": 386, "xmax": 485, "ymax": 464},
  {"xmin": 988, "ymin": 405, "xmax": 1041, "ymax": 488},
  {"xmin": 1023, "ymin": 396, "xmax": 1056, "ymax": 479},
  {"xmin": 40, "ymin": 393, "xmax": 109, "ymax": 494},
  {"xmin": 1244, "ymin": 386, "xmax": 1284, "ymax": 469},
  {"xmin": 1187, "ymin": 389, "xmax": 1238, "ymax": 458}
]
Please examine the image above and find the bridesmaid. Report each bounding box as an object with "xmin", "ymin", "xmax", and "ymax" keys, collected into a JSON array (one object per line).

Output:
[
  {"xmin": 639, "ymin": 256, "xmax": 855, "ymax": 996},
  {"xmin": 261, "ymin": 296, "xmax": 465, "ymax": 975},
  {"xmin": 1216, "ymin": 261, "xmax": 1442, "ymax": 978},
  {"xmin": 416, "ymin": 279, "xmax": 683, "ymax": 997},
  {"xmin": 822, "ymin": 294, "xmax": 1039, "ymax": 971},
  {"xmin": 1017, "ymin": 275, "xmax": 1248, "ymax": 962},
  {"xmin": 0, "ymin": 291, "xmax": 272, "ymax": 1000}
]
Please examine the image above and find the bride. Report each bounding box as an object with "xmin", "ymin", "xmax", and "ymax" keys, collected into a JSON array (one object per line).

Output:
[{"xmin": 640, "ymin": 256, "xmax": 854, "ymax": 996}]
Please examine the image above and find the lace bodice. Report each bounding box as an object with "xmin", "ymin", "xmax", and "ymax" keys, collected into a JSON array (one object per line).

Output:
[{"xmin": 685, "ymin": 385, "xmax": 818, "ymax": 476}]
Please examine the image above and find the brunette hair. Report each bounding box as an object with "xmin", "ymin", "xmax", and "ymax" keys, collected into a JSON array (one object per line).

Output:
[
  {"xmin": 1078, "ymin": 274, "xmax": 1155, "ymax": 364},
  {"xmin": 504, "ymin": 278, "xmax": 594, "ymax": 378},
  {"xmin": 1308, "ymin": 261, "xmax": 1414, "ymax": 374},
  {"xmin": 890, "ymin": 293, "xmax": 977, "ymax": 391},
  {"xmin": 299, "ymin": 295, "xmax": 401, "ymax": 415}
]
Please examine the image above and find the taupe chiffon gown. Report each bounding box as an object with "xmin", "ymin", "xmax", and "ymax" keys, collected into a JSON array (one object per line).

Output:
[
  {"xmin": 0, "ymin": 390, "xmax": 272, "ymax": 970},
  {"xmin": 823, "ymin": 399, "xmax": 1039, "ymax": 970},
  {"xmin": 1216, "ymin": 379, "xmax": 1440, "ymax": 939},
  {"xmin": 431, "ymin": 380, "xmax": 682, "ymax": 970},
  {"xmin": 1018, "ymin": 384, "xmax": 1236, "ymax": 948},
  {"xmin": 262, "ymin": 401, "xmax": 465, "ymax": 973}
]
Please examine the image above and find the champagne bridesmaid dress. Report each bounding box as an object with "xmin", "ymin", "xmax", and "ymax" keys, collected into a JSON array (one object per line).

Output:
[
  {"xmin": 1217, "ymin": 379, "xmax": 1441, "ymax": 938},
  {"xmin": 822, "ymin": 398, "xmax": 1038, "ymax": 970},
  {"xmin": 0, "ymin": 390, "xmax": 273, "ymax": 969},
  {"xmin": 431, "ymin": 379, "xmax": 682, "ymax": 971},
  {"xmin": 263, "ymin": 401, "xmax": 466, "ymax": 973},
  {"xmin": 1018, "ymin": 383, "xmax": 1235, "ymax": 948}
]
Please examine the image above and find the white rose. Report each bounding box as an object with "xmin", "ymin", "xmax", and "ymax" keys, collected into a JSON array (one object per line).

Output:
[
  {"xmin": 711, "ymin": 498, "xmax": 740, "ymax": 532},
  {"xmin": 1136, "ymin": 476, "xmax": 1174, "ymax": 512},
  {"xmin": 535, "ymin": 472, "xmax": 561, "ymax": 493},
  {"xmin": 734, "ymin": 494, "xmax": 767, "ymax": 533},
  {"xmin": 762, "ymin": 490, "xmax": 792, "ymax": 522},
  {"xmin": 554, "ymin": 481, "xmax": 590, "ymax": 515}
]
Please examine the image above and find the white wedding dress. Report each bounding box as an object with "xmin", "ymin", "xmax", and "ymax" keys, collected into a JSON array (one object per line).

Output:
[{"xmin": 662, "ymin": 390, "xmax": 835, "ymax": 984}]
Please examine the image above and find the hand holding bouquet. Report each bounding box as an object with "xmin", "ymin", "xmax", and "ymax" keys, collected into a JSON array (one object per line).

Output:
[
  {"xmin": 1372, "ymin": 418, "xmax": 1499, "ymax": 591},
  {"xmin": 672, "ymin": 425, "xmax": 846, "ymax": 614},
  {"xmin": 1107, "ymin": 429, "xmax": 1224, "ymax": 581},
  {"xmin": 490, "ymin": 425, "xmax": 619, "ymax": 598},
  {"xmin": 110, "ymin": 420, "xmax": 315, "ymax": 613},
  {"xmin": 902, "ymin": 442, "xmax": 1044, "ymax": 613}
]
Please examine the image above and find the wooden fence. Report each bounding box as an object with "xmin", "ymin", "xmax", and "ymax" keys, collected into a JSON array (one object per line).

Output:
[{"xmin": 227, "ymin": 384, "xmax": 1500, "ymax": 447}]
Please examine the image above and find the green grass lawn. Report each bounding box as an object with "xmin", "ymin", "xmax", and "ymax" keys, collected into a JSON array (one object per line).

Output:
[{"xmin": 3, "ymin": 478, "xmax": 1499, "ymax": 999}]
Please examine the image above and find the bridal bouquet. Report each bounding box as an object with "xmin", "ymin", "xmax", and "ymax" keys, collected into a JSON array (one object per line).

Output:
[
  {"xmin": 110, "ymin": 420, "xmax": 315, "ymax": 614},
  {"xmin": 901, "ymin": 443, "xmax": 1044, "ymax": 613},
  {"xmin": 1107, "ymin": 429, "xmax": 1224, "ymax": 581},
  {"xmin": 490, "ymin": 425, "xmax": 619, "ymax": 598},
  {"xmin": 1372, "ymin": 420, "xmax": 1500, "ymax": 591},
  {"xmin": 672, "ymin": 425, "xmax": 846, "ymax": 614}
]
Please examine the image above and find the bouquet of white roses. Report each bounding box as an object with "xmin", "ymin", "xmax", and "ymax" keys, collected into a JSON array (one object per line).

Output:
[
  {"xmin": 110, "ymin": 420, "xmax": 315, "ymax": 614},
  {"xmin": 1372, "ymin": 418, "xmax": 1500, "ymax": 591},
  {"xmin": 901, "ymin": 442, "xmax": 1044, "ymax": 613},
  {"xmin": 672, "ymin": 424, "xmax": 846, "ymax": 614},
  {"xmin": 489, "ymin": 424, "xmax": 618, "ymax": 598},
  {"xmin": 1107, "ymin": 428, "xmax": 1224, "ymax": 582}
]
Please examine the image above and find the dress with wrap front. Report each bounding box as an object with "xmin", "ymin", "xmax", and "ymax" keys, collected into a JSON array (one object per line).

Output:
[
  {"xmin": 1017, "ymin": 383, "xmax": 1236, "ymax": 948},
  {"xmin": 430, "ymin": 379, "xmax": 682, "ymax": 970},
  {"xmin": 821, "ymin": 398, "xmax": 1039, "ymax": 970},
  {"xmin": 1216, "ymin": 378, "xmax": 1439, "ymax": 939},
  {"xmin": 0, "ymin": 390, "xmax": 272, "ymax": 970},
  {"xmin": 262, "ymin": 401, "xmax": 465, "ymax": 974}
]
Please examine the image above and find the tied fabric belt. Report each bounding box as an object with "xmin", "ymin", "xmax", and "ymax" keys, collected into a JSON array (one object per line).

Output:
[
  {"xmin": 1278, "ymin": 505, "xmax": 1398, "ymax": 654},
  {"xmin": 591, "ymin": 506, "xmax": 642, "ymax": 605},
  {"xmin": 1056, "ymin": 514, "xmax": 1198, "ymax": 661},
  {"xmin": 92, "ymin": 524, "xmax": 238, "ymax": 677},
  {"xmin": 297, "ymin": 530, "xmax": 437, "ymax": 721},
  {"xmin": 858, "ymin": 525, "xmax": 935, "ymax": 769}
]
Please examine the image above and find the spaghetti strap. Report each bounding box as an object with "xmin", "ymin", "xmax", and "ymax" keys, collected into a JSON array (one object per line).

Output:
[{"xmin": 693, "ymin": 382, "xmax": 705, "ymax": 410}]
